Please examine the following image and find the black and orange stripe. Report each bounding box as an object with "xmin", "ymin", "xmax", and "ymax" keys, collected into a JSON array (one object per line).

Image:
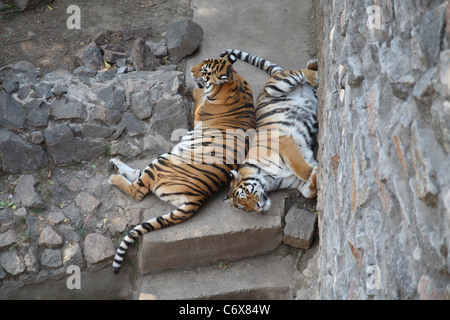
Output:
[{"xmin": 111, "ymin": 53, "xmax": 256, "ymax": 274}]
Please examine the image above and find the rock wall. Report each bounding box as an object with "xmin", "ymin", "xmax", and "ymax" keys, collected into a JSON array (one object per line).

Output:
[
  {"xmin": 0, "ymin": 62, "xmax": 190, "ymax": 174},
  {"xmin": 0, "ymin": 61, "xmax": 191, "ymax": 293},
  {"xmin": 316, "ymin": 0, "xmax": 450, "ymax": 299},
  {"xmin": 0, "ymin": 15, "xmax": 204, "ymax": 296}
]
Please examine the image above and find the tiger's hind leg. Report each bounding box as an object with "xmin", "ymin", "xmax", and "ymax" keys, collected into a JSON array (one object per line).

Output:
[
  {"xmin": 298, "ymin": 164, "xmax": 317, "ymax": 198},
  {"xmin": 301, "ymin": 59, "xmax": 319, "ymax": 87},
  {"xmin": 279, "ymin": 136, "xmax": 318, "ymax": 198}
]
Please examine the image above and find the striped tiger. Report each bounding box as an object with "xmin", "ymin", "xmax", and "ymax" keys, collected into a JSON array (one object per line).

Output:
[
  {"xmin": 220, "ymin": 49, "xmax": 319, "ymax": 212},
  {"xmin": 109, "ymin": 53, "xmax": 256, "ymax": 274}
]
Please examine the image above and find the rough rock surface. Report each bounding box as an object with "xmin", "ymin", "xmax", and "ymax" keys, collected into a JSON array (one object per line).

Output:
[
  {"xmin": 75, "ymin": 42, "xmax": 104, "ymax": 70},
  {"xmin": 0, "ymin": 250, "xmax": 25, "ymax": 276},
  {"xmin": 316, "ymin": 0, "xmax": 450, "ymax": 299},
  {"xmin": 283, "ymin": 204, "xmax": 317, "ymax": 249},
  {"xmin": 131, "ymin": 38, "xmax": 158, "ymax": 71},
  {"xmin": 0, "ymin": 230, "xmax": 18, "ymax": 251},
  {"xmin": 0, "ymin": 58, "xmax": 192, "ymax": 290},
  {"xmin": 0, "ymin": 90, "xmax": 27, "ymax": 129},
  {"xmin": 13, "ymin": 175, "xmax": 45, "ymax": 209},
  {"xmin": 0, "ymin": 61, "xmax": 190, "ymax": 171},
  {"xmin": 0, "ymin": 129, "xmax": 48, "ymax": 174},
  {"xmin": 39, "ymin": 226, "xmax": 63, "ymax": 248},
  {"xmin": 84, "ymin": 233, "xmax": 115, "ymax": 265},
  {"xmin": 14, "ymin": 0, "xmax": 53, "ymax": 11},
  {"xmin": 166, "ymin": 20, "xmax": 204, "ymax": 63}
]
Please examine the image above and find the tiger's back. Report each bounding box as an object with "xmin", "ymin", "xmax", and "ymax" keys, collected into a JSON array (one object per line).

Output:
[
  {"xmin": 147, "ymin": 57, "xmax": 256, "ymax": 206},
  {"xmin": 255, "ymin": 66, "xmax": 318, "ymax": 164},
  {"xmin": 221, "ymin": 49, "xmax": 319, "ymax": 213}
]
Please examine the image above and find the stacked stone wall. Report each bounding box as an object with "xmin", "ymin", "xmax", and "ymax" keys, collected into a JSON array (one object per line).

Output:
[{"xmin": 316, "ymin": 0, "xmax": 450, "ymax": 299}]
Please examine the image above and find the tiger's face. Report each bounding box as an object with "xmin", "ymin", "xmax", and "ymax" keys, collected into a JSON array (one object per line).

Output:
[
  {"xmin": 191, "ymin": 53, "xmax": 237, "ymax": 90},
  {"xmin": 227, "ymin": 169, "xmax": 271, "ymax": 213}
]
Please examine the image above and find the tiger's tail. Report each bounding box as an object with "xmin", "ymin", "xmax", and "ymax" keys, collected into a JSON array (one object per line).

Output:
[
  {"xmin": 221, "ymin": 49, "xmax": 319, "ymax": 76},
  {"xmin": 112, "ymin": 202, "xmax": 200, "ymax": 274},
  {"xmin": 220, "ymin": 49, "xmax": 283, "ymax": 76}
]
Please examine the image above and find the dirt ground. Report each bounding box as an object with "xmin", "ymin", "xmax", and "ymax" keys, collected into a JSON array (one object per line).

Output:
[{"xmin": 0, "ymin": 0, "xmax": 192, "ymax": 71}]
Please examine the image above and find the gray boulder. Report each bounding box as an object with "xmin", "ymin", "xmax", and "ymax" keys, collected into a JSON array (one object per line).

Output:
[
  {"xmin": 93, "ymin": 84, "xmax": 127, "ymax": 125},
  {"xmin": 25, "ymin": 100, "xmax": 50, "ymax": 127},
  {"xmin": 14, "ymin": 0, "xmax": 53, "ymax": 11},
  {"xmin": 75, "ymin": 42, "xmax": 104, "ymax": 70},
  {"xmin": 0, "ymin": 250, "xmax": 25, "ymax": 276},
  {"xmin": 146, "ymin": 39, "xmax": 168, "ymax": 58},
  {"xmin": 131, "ymin": 38, "xmax": 158, "ymax": 71},
  {"xmin": 13, "ymin": 174, "xmax": 45, "ymax": 209},
  {"xmin": 0, "ymin": 128, "xmax": 48, "ymax": 173},
  {"xmin": 50, "ymin": 98, "xmax": 87, "ymax": 121},
  {"xmin": 84, "ymin": 233, "xmax": 115, "ymax": 265},
  {"xmin": 44, "ymin": 123, "xmax": 104, "ymax": 165},
  {"xmin": 149, "ymin": 95, "xmax": 189, "ymax": 141},
  {"xmin": 73, "ymin": 66, "xmax": 97, "ymax": 77},
  {"xmin": 166, "ymin": 20, "xmax": 203, "ymax": 63},
  {"xmin": 0, "ymin": 91, "xmax": 27, "ymax": 129}
]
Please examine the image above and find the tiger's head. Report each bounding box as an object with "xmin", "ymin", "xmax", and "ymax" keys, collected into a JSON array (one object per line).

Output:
[
  {"xmin": 226, "ymin": 167, "xmax": 271, "ymax": 213},
  {"xmin": 191, "ymin": 53, "xmax": 238, "ymax": 90}
]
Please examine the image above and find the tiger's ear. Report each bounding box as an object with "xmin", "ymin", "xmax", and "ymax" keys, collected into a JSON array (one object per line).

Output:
[
  {"xmin": 229, "ymin": 169, "xmax": 241, "ymax": 180},
  {"xmin": 225, "ymin": 170, "xmax": 240, "ymax": 203},
  {"xmin": 226, "ymin": 53, "xmax": 237, "ymax": 65}
]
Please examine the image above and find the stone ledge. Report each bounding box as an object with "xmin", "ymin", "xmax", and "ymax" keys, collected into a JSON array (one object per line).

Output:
[
  {"xmin": 139, "ymin": 245, "xmax": 295, "ymax": 300},
  {"xmin": 138, "ymin": 190, "xmax": 287, "ymax": 274},
  {"xmin": 283, "ymin": 203, "xmax": 317, "ymax": 250}
]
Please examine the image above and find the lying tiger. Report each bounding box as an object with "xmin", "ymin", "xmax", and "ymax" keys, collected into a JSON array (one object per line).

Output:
[
  {"xmin": 221, "ymin": 49, "xmax": 319, "ymax": 213},
  {"xmin": 109, "ymin": 53, "xmax": 256, "ymax": 274}
]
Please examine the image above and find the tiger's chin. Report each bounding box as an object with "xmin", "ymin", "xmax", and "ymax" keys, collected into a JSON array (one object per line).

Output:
[{"xmin": 255, "ymin": 199, "xmax": 271, "ymax": 213}]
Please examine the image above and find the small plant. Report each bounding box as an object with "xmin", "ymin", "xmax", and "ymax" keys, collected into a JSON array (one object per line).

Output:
[
  {"xmin": 8, "ymin": 181, "xmax": 17, "ymax": 193},
  {"xmin": 75, "ymin": 227, "xmax": 84, "ymax": 237},
  {"xmin": 0, "ymin": 200, "xmax": 15, "ymax": 210},
  {"xmin": 68, "ymin": 161, "xmax": 81, "ymax": 170},
  {"xmin": 28, "ymin": 207, "xmax": 42, "ymax": 214},
  {"xmin": 218, "ymin": 261, "xmax": 229, "ymax": 271},
  {"xmin": 104, "ymin": 143, "xmax": 111, "ymax": 157},
  {"xmin": 0, "ymin": 3, "xmax": 19, "ymax": 21},
  {"xmin": 302, "ymin": 203, "xmax": 318, "ymax": 215}
]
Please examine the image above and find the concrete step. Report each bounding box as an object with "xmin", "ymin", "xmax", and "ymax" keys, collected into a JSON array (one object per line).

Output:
[
  {"xmin": 137, "ymin": 189, "xmax": 288, "ymax": 274},
  {"xmin": 138, "ymin": 246, "xmax": 296, "ymax": 300}
]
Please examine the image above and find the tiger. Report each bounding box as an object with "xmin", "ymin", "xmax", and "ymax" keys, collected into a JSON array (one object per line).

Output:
[
  {"xmin": 108, "ymin": 52, "xmax": 256, "ymax": 274},
  {"xmin": 220, "ymin": 49, "xmax": 319, "ymax": 213}
]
